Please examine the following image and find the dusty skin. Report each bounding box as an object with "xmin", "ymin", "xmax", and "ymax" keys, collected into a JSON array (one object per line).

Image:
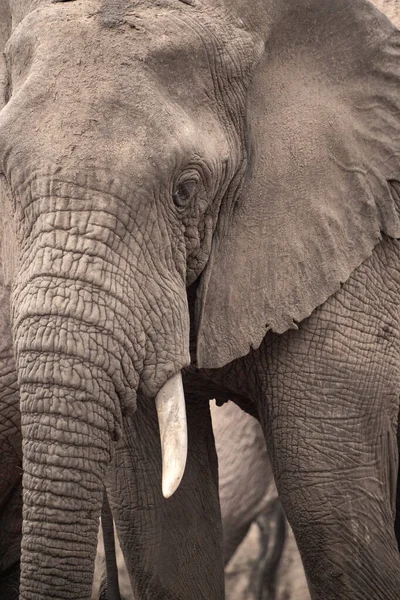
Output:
[{"xmin": 1, "ymin": 1, "xmax": 400, "ymax": 599}]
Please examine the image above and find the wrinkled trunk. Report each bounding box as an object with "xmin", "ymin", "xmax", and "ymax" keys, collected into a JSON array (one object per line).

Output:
[
  {"xmin": 15, "ymin": 309, "xmax": 121, "ymax": 599},
  {"xmin": 10, "ymin": 184, "xmax": 190, "ymax": 598},
  {"xmin": 20, "ymin": 399, "xmax": 112, "ymax": 599}
]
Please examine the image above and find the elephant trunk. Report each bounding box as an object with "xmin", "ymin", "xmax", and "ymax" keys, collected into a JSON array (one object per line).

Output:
[
  {"xmin": 15, "ymin": 305, "xmax": 123, "ymax": 599},
  {"xmin": 19, "ymin": 388, "xmax": 112, "ymax": 599},
  {"xmin": 10, "ymin": 184, "xmax": 190, "ymax": 597}
]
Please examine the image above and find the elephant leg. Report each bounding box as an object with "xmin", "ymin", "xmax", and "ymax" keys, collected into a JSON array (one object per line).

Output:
[
  {"xmin": 106, "ymin": 392, "xmax": 224, "ymax": 600},
  {"xmin": 256, "ymin": 499, "xmax": 287, "ymax": 600},
  {"xmin": 210, "ymin": 400, "xmax": 273, "ymax": 566},
  {"xmin": 101, "ymin": 491, "xmax": 121, "ymax": 600},
  {"xmin": 255, "ymin": 237, "xmax": 400, "ymax": 599}
]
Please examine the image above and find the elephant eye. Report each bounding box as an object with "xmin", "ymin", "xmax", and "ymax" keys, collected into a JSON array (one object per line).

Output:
[{"xmin": 173, "ymin": 175, "xmax": 199, "ymax": 209}]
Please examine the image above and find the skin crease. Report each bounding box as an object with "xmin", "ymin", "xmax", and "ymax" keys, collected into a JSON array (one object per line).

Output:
[{"xmin": 0, "ymin": 2, "xmax": 399, "ymax": 600}]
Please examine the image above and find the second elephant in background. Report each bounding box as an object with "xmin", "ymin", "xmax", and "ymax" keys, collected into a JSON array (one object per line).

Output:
[{"xmin": 212, "ymin": 401, "xmax": 309, "ymax": 600}]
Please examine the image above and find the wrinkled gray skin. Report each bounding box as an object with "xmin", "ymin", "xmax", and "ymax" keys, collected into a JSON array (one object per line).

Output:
[
  {"xmin": 94, "ymin": 401, "xmax": 310, "ymax": 600},
  {"xmin": 1, "ymin": 1, "xmax": 400, "ymax": 600}
]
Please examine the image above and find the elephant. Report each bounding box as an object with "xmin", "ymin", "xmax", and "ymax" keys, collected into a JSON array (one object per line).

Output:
[
  {"xmin": 1, "ymin": 0, "xmax": 400, "ymax": 599},
  {"xmin": 93, "ymin": 400, "xmax": 310, "ymax": 600},
  {"xmin": 211, "ymin": 400, "xmax": 309, "ymax": 600}
]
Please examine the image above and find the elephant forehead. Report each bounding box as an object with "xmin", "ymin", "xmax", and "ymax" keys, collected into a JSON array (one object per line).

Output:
[
  {"xmin": 2, "ymin": 3, "xmax": 230, "ymax": 179},
  {"xmin": 9, "ymin": 1, "xmax": 220, "ymax": 88}
]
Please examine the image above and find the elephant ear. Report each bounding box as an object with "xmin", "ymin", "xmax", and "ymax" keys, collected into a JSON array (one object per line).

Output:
[{"xmin": 196, "ymin": 0, "xmax": 400, "ymax": 369}]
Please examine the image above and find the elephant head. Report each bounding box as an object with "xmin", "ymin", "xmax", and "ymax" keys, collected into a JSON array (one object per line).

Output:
[{"xmin": 0, "ymin": 0, "xmax": 399, "ymax": 598}]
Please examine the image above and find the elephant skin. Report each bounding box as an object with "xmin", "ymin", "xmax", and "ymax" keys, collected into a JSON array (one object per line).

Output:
[
  {"xmin": 1, "ymin": 1, "xmax": 400, "ymax": 599},
  {"xmin": 93, "ymin": 400, "xmax": 310, "ymax": 600}
]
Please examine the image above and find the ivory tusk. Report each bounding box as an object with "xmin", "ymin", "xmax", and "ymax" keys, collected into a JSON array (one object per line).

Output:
[{"xmin": 155, "ymin": 372, "xmax": 188, "ymax": 498}]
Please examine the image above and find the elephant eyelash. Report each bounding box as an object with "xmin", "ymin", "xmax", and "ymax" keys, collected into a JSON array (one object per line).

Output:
[{"xmin": 172, "ymin": 173, "xmax": 201, "ymax": 209}]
